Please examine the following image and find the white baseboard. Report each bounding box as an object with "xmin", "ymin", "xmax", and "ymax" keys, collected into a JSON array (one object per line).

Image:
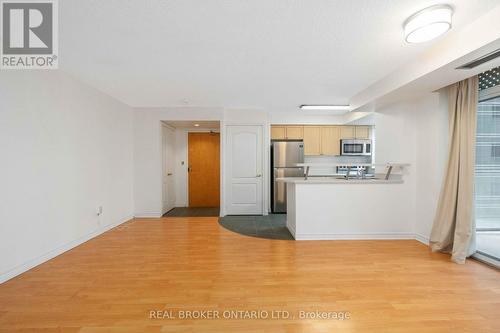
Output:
[
  {"xmin": 415, "ymin": 233, "xmax": 430, "ymax": 245},
  {"xmin": 0, "ymin": 215, "xmax": 133, "ymax": 284},
  {"xmin": 286, "ymin": 223, "xmax": 296, "ymax": 238},
  {"xmin": 294, "ymin": 232, "xmax": 415, "ymax": 241},
  {"xmin": 134, "ymin": 212, "xmax": 163, "ymax": 218}
]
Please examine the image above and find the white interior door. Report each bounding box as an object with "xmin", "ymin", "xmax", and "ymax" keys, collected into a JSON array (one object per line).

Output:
[
  {"xmin": 162, "ymin": 125, "xmax": 176, "ymax": 214},
  {"xmin": 226, "ymin": 125, "xmax": 263, "ymax": 215}
]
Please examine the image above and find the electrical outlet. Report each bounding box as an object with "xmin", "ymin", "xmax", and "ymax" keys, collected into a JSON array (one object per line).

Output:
[{"xmin": 96, "ymin": 206, "xmax": 103, "ymax": 216}]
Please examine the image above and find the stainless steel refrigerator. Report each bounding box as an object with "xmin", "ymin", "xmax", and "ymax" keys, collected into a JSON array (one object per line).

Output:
[{"xmin": 271, "ymin": 141, "xmax": 304, "ymax": 213}]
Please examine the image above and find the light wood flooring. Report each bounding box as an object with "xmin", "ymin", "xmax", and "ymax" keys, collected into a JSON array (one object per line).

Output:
[{"xmin": 0, "ymin": 217, "xmax": 499, "ymax": 332}]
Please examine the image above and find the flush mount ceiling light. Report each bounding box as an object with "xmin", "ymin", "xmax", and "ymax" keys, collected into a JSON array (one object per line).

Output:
[
  {"xmin": 300, "ymin": 105, "xmax": 351, "ymax": 111},
  {"xmin": 194, "ymin": 123, "xmax": 200, "ymax": 127},
  {"xmin": 404, "ymin": 4, "xmax": 453, "ymax": 43}
]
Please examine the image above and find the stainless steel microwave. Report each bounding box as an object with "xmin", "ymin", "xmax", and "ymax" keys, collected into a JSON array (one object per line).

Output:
[{"xmin": 341, "ymin": 139, "xmax": 372, "ymax": 156}]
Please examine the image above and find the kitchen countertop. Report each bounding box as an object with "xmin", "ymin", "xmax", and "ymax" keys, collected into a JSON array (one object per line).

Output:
[{"xmin": 277, "ymin": 176, "xmax": 404, "ymax": 184}]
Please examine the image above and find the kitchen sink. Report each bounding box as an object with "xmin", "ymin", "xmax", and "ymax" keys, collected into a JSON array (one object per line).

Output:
[{"xmin": 335, "ymin": 176, "xmax": 383, "ymax": 181}]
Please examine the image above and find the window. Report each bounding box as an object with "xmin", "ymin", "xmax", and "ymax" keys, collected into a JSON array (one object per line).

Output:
[{"xmin": 474, "ymin": 66, "xmax": 500, "ymax": 266}]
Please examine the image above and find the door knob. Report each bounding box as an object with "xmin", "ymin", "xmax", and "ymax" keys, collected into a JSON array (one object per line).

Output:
[
  {"xmin": 167, "ymin": 173, "xmax": 173, "ymax": 176},
  {"xmin": 256, "ymin": 174, "xmax": 262, "ymax": 177}
]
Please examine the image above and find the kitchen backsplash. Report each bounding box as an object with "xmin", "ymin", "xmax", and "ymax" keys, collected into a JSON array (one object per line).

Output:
[{"xmin": 304, "ymin": 155, "xmax": 372, "ymax": 176}]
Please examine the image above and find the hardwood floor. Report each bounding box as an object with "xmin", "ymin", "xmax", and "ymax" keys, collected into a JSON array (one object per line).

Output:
[{"xmin": 0, "ymin": 217, "xmax": 499, "ymax": 332}]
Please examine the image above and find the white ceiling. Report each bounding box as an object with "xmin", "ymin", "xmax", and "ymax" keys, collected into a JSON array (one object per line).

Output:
[{"xmin": 60, "ymin": 0, "xmax": 500, "ymax": 110}]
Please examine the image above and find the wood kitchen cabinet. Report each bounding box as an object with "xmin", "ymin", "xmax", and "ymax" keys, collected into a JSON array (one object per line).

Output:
[
  {"xmin": 272, "ymin": 124, "xmax": 371, "ymax": 156},
  {"xmin": 340, "ymin": 126, "xmax": 370, "ymax": 139},
  {"xmin": 303, "ymin": 126, "xmax": 340, "ymax": 156},
  {"xmin": 285, "ymin": 126, "xmax": 303, "ymax": 139},
  {"xmin": 355, "ymin": 126, "xmax": 370, "ymax": 139},
  {"xmin": 271, "ymin": 126, "xmax": 286, "ymax": 140},
  {"xmin": 340, "ymin": 126, "xmax": 355, "ymax": 139},
  {"xmin": 320, "ymin": 126, "xmax": 341, "ymax": 155},
  {"xmin": 271, "ymin": 126, "xmax": 304, "ymax": 140},
  {"xmin": 303, "ymin": 126, "xmax": 321, "ymax": 155}
]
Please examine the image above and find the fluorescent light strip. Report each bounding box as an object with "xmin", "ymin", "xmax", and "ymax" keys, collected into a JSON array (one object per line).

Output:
[{"xmin": 300, "ymin": 105, "xmax": 351, "ymax": 111}]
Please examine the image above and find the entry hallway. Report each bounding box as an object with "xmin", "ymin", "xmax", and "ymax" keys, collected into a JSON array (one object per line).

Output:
[{"xmin": 0, "ymin": 217, "xmax": 499, "ymax": 333}]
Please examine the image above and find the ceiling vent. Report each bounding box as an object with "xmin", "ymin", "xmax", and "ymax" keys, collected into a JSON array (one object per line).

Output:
[{"xmin": 457, "ymin": 49, "xmax": 500, "ymax": 69}]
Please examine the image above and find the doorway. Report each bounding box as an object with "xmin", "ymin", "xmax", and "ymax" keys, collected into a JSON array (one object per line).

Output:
[{"xmin": 188, "ymin": 132, "xmax": 220, "ymax": 207}]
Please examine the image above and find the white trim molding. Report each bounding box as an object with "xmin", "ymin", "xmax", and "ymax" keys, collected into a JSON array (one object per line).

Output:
[
  {"xmin": 134, "ymin": 212, "xmax": 163, "ymax": 218},
  {"xmin": 293, "ymin": 232, "xmax": 416, "ymax": 241},
  {"xmin": 415, "ymin": 233, "xmax": 430, "ymax": 245}
]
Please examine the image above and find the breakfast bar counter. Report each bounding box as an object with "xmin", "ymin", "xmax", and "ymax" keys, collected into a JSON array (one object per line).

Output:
[{"xmin": 278, "ymin": 163, "xmax": 412, "ymax": 241}]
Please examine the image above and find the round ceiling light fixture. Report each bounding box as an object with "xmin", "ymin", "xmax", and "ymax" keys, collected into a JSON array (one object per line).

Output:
[{"xmin": 404, "ymin": 4, "xmax": 453, "ymax": 43}]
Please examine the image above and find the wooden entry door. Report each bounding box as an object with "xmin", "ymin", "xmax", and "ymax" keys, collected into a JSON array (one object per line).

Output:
[{"xmin": 188, "ymin": 132, "xmax": 220, "ymax": 207}]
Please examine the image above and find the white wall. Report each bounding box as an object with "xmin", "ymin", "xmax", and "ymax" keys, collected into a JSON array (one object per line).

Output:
[
  {"xmin": 0, "ymin": 71, "xmax": 134, "ymax": 283},
  {"xmin": 414, "ymin": 92, "xmax": 449, "ymax": 243},
  {"xmin": 372, "ymin": 102, "xmax": 418, "ymax": 237},
  {"xmin": 372, "ymin": 92, "xmax": 449, "ymax": 244}
]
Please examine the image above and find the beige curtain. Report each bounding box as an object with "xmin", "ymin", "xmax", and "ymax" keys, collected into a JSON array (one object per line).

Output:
[{"xmin": 430, "ymin": 76, "xmax": 478, "ymax": 264}]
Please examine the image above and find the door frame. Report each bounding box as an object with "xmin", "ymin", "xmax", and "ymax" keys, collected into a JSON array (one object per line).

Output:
[
  {"xmin": 161, "ymin": 123, "xmax": 176, "ymax": 215},
  {"xmin": 222, "ymin": 122, "xmax": 268, "ymax": 216}
]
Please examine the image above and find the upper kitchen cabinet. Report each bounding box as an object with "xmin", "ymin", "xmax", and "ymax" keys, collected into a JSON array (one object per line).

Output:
[
  {"xmin": 320, "ymin": 126, "xmax": 340, "ymax": 156},
  {"xmin": 340, "ymin": 126, "xmax": 355, "ymax": 139},
  {"xmin": 271, "ymin": 125, "xmax": 304, "ymax": 140},
  {"xmin": 303, "ymin": 126, "xmax": 321, "ymax": 155},
  {"xmin": 340, "ymin": 125, "xmax": 370, "ymax": 139},
  {"xmin": 285, "ymin": 126, "xmax": 303, "ymax": 139},
  {"xmin": 272, "ymin": 124, "xmax": 371, "ymax": 156},
  {"xmin": 271, "ymin": 126, "xmax": 286, "ymax": 140},
  {"xmin": 355, "ymin": 126, "xmax": 370, "ymax": 139}
]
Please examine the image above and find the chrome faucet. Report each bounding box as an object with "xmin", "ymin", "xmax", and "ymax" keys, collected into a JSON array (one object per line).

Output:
[
  {"xmin": 357, "ymin": 167, "xmax": 367, "ymax": 179},
  {"xmin": 345, "ymin": 166, "xmax": 352, "ymax": 180}
]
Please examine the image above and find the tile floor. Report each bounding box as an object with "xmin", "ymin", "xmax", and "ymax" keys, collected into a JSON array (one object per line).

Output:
[
  {"xmin": 163, "ymin": 207, "xmax": 220, "ymax": 217},
  {"xmin": 218, "ymin": 214, "xmax": 293, "ymax": 240}
]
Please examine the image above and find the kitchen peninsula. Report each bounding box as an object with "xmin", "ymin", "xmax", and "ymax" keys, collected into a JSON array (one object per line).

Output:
[{"xmin": 279, "ymin": 163, "xmax": 412, "ymax": 240}]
